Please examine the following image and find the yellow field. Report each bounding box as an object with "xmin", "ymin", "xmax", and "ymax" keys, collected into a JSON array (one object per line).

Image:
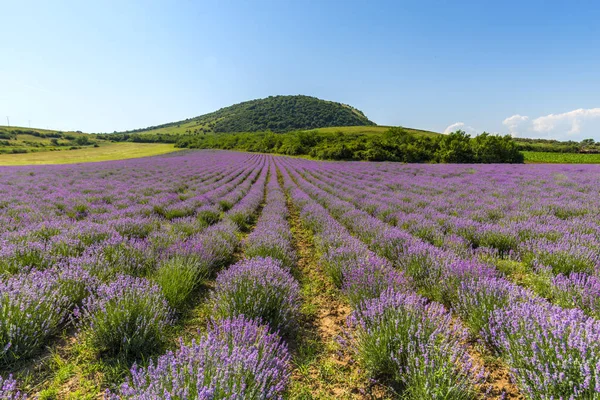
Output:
[{"xmin": 0, "ymin": 143, "xmax": 179, "ymax": 166}]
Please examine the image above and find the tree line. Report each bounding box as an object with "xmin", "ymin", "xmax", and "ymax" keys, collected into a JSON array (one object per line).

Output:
[{"xmin": 175, "ymin": 128, "xmax": 524, "ymax": 163}]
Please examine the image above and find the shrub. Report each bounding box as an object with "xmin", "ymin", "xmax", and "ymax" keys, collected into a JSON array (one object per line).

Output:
[
  {"xmin": 244, "ymin": 190, "xmax": 296, "ymax": 269},
  {"xmin": 76, "ymin": 275, "xmax": 172, "ymax": 358},
  {"xmin": 55, "ymin": 264, "xmax": 98, "ymax": 307},
  {"xmin": 453, "ymin": 277, "xmax": 531, "ymax": 338},
  {"xmin": 489, "ymin": 300, "xmax": 600, "ymax": 398},
  {"xmin": 91, "ymin": 240, "xmax": 156, "ymax": 279},
  {"xmin": 196, "ymin": 206, "xmax": 220, "ymax": 227},
  {"xmin": 244, "ymin": 231, "xmax": 296, "ymax": 269},
  {"xmin": 154, "ymin": 255, "xmax": 209, "ymax": 311},
  {"xmin": 321, "ymin": 242, "xmax": 370, "ymax": 288},
  {"xmin": 0, "ymin": 270, "xmax": 71, "ymax": 365},
  {"xmin": 346, "ymin": 289, "xmax": 483, "ymax": 398},
  {"xmin": 0, "ymin": 375, "xmax": 26, "ymax": 400},
  {"xmin": 211, "ymin": 257, "xmax": 300, "ymax": 335},
  {"xmin": 196, "ymin": 220, "xmax": 240, "ymax": 271},
  {"xmin": 0, "ymin": 240, "xmax": 51, "ymax": 274},
  {"xmin": 341, "ymin": 259, "xmax": 409, "ymax": 307},
  {"xmin": 438, "ymin": 259, "xmax": 498, "ymax": 307},
  {"xmin": 114, "ymin": 316, "xmax": 290, "ymax": 399},
  {"xmin": 523, "ymin": 238, "xmax": 599, "ymax": 275},
  {"xmin": 551, "ymin": 273, "xmax": 600, "ymax": 318}
]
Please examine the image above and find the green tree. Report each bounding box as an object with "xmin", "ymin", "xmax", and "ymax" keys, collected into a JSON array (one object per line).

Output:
[{"xmin": 436, "ymin": 131, "xmax": 474, "ymax": 163}]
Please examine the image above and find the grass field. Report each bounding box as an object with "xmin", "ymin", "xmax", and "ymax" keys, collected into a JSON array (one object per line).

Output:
[
  {"xmin": 304, "ymin": 125, "xmax": 440, "ymax": 137},
  {"xmin": 134, "ymin": 124, "xmax": 441, "ymax": 137},
  {"xmin": 523, "ymin": 151, "xmax": 600, "ymax": 164},
  {"xmin": 0, "ymin": 143, "xmax": 178, "ymax": 165}
]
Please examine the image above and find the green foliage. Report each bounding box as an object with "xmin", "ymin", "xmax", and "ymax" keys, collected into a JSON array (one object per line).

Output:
[
  {"xmin": 472, "ymin": 133, "xmax": 524, "ymax": 163},
  {"xmin": 153, "ymin": 256, "xmax": 209, "ymax": 310},
  {"xmin": 515, "ymin": 137, "xmax": 600, "ymax": 153},
  {"xmin": 437, "ymin": 131, "xmax": 474, "ymax": 163},
  {"xmin": 114, "ymin": 95, "xmax": 375, "ymax": 136},
  {"xmin": 0, "ymin": 126, "xmax": 103, "ymax": 155},
  {"xmin": 523, "ymin": 151, "xmax": 600, "ymax": 164},
  {"xmin": 177, "ymin": 128, "xmax": 524, "ymax": 163},
  {"xmin": 78, "ymin": 277, "xmax": 172, "ymax": 359}
]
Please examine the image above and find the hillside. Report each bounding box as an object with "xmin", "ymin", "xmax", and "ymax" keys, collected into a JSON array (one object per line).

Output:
[
  {"xmin": 116, "ymin": 95, "xmax": 375, "ymax": 135},
  {"xmin": 0, "ymin": 126, "xmax": 101, "ymax": 154}
]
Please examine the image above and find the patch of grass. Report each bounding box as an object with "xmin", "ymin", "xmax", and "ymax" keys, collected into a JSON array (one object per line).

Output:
[
  {"xmin": 0, "ymin": 143, "xmax": 178, "ymax": 165},
  {"xmin": 523, "ymin": 151, "xmax": 600, "ymax": 164},
  {"xmin": 306, "ymin": 125, "xmax": 439, "ymax": 138}
]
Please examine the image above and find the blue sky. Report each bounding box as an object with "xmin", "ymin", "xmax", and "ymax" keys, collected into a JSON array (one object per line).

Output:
[{"xmin": 1, "ymin": 0, "xmax": 599, "ymax": 140}]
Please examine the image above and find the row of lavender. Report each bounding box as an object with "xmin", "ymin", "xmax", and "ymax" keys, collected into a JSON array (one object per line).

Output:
[
  {"xmin": 306, "ymin": 161, "xmax": 600, "ymax": 317},
  {"xmin": 276, "ymin": 159, "xmax": 487, "ymax": 398},
  {"xmin": 1, "ymin": 154, "xmax": 265, "ymax": 361},
  {"xmin": 3, "ymin": 150, "xmax": 600, "ymax": 398},
  {"xmin": 298, "ymin": 160, "xmax": 600, "ymax": 323},
  {"xmin": 0, "ymin": 152, "xmax": 285, "ymax": 397},
  {"xmin": 281, "ymin": 157, "xmax": 600, "ymax": 399},
  {"xmin": 112, "ymin": 159, "xmax": 301, "ymax": 398}
]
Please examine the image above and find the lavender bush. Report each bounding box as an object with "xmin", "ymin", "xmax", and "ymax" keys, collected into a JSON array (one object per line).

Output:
[
  {"xmin": 114, "ymin": 316, "xmax": 290, "ymax": 399},
  {"xmin": 0, "ymin": 270, "xmax": 71, "ymax": 364},
  {"xmin": 211, "ymin": 257, "xmax": 300, "ymax": 335},
  {"xmin": 453, "ymin": 277, "xmax": 531, "ymax": 338},
  {"xmin": 489, "ymin": 300, "xmax": 600, "ymax": 398},
  {"xmin": 0, "ymin": 375, "xmax": 26, "ymax": 400},
  {"xmin": 551, "ymin": 273, "xmax": 600, "ymax": 318},
  {"xmin": 346, "ymin": 289, "xmax": 483, "ymax": 398},
  {"xmin": 153, "ymin": 255, "xmax": 208, "ymax": 311},
  {"xmin": 77, "ymin": 275, "xmax": 172, "ymax": 358},
  {"xmin": 341, "ymin": 259, "xmax": 409, "ymax": 307}
]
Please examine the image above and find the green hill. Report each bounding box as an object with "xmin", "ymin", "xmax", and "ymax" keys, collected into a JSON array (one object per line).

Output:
[
  {"xmin": 0, "ymin": 126, "xmax": 102, "ymax": 154},
  {"xmin": 117, "ymin": 95, "xmax": 375, "ymax": 135}
]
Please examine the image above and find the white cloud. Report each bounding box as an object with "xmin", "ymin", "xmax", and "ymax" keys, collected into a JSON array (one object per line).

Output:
[
  {"xmin": 443, "ymin": 122, "xmax": 479, "ymax": 135},
  {"xmin": 532, "ymin": 108, "xmax": 600, "ymax": 135},
  {"xmin": 444, "ymin": 122, "xmax": 481, "ymax": 136},
  {"xmin": 502, "ymin": 114, "xmax": 529, "ymax": 137},
  {"xmin": 502, "ymin": 108, "xmax": 600, "ymax": 140},
  {"xmin": 443, "ymin": 122, "xmax": 465, "ymax": 134}
]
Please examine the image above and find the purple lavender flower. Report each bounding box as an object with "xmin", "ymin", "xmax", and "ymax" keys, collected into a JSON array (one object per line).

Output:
[
  {"xmin": 489, "ymin": 300, "xmax": 600, "ymax": 398},
  {"xmin": 211, "ymin": 257, "xmax": 300, "ymax": 335},
  {"xmin": 341, "ymin": 258, "xmax": 410, "ymax": 307},
  {"xmin": 114, "ymin": 316, "xmax": 290, "ymax": 399},
  {"xmin": 76, "ymin": 275, "xmax": 172, "ymax": 358},
  {"xmin": 453, "ymin": 276, "xmax": 533, "ymax": 338},
  {"xmin": 551, "ymin": 272, "xmax": 600, "ymax": 318},
  {"xmin": 0, "ymin": 375, "xmax": 26, "ymax": 400},
  {"xmin": 0, "ymin": 269, "xmax": 71, "ymax": 364},
  {"xmin": 346, "ymin": 289, "xmax": 484, "ymax": 398}
]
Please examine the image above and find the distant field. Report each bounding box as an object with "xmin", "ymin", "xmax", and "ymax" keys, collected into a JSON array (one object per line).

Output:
[
  {"xmin": 0, "ymin": 125, "xmax": 101, "ymax": 154},
  {"xmin": 305, "ymin": 125, "xmax": 440, "ymax": 137},
  {"xmin": 523, "ymin": 151, "xmax": 600, "ymax": 164},
  {"xmin": 0, "ymin": 143, "xmax": 178, "ymax": 165},
  {"xmin": 134, "ymin": 124, "xmax": 442, "ymax": 137}
]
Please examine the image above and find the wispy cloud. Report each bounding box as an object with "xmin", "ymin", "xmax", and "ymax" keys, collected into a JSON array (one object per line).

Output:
[
  {"xmin": 532, "ymin": 108, "xmax": 600, "ymax": 135},
  {"xmin": 501, "ymin": 108, "xmax": 600, "ymax": 140},
  {"xmin": 502, "ymin": 114, "xmax": 529, "ymax": 136},
  {"xmin": 443, "ymin": 122, "xmax": 478, "ymax": 135}
]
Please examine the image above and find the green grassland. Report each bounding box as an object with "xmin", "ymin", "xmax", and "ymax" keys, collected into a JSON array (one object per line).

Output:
[
  {"xmin": 306, "ymin": 125, "xmax": 439, "ymax": 137},
  {"xmin": 523, "ymin": 151, "xmax": 600, "ymax": 164},
  {"xmin": 0, "ymin": 126, "xmax": 102, "ymax": 154},
  {"xmin": 0, "ymin": 142, "xmax": 178, "ymax": 165}
]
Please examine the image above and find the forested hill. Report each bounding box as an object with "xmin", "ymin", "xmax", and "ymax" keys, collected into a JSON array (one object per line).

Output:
[{"xmin": 117, "ymin": 95, "xmax": 375, "ymax": 135}]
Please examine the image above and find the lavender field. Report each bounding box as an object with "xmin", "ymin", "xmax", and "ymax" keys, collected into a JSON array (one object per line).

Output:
[{"xmin": 1, "ymin": 150, "xmax": 600, "ymax": 399}]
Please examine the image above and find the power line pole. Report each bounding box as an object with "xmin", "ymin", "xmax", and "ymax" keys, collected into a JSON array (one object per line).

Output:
[
  {"xmin": 6, "ymin": 116, "xmax": 9, "ymax": 127},
  {"xmin": 29, "ymin": 120, "xmax": 31, "ymax": 128}
]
